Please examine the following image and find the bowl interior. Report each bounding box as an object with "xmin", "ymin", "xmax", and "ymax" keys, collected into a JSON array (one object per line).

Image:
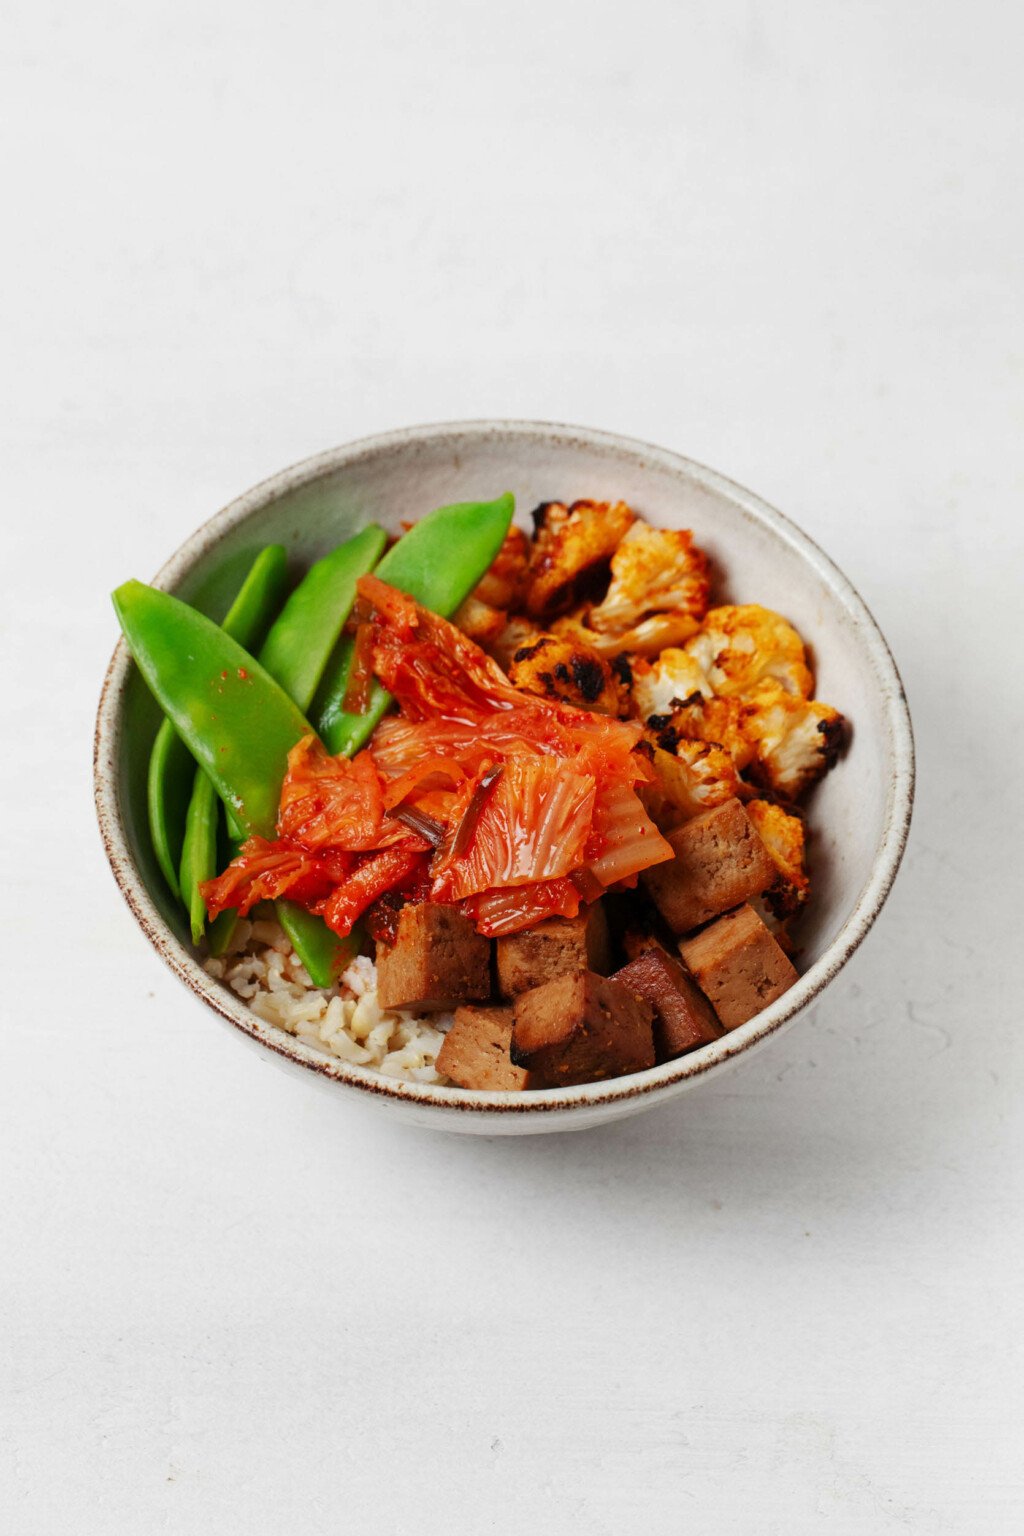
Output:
[{"xmin": 102, "ymin": 423, "xmax": 911, "ymax": 1124}]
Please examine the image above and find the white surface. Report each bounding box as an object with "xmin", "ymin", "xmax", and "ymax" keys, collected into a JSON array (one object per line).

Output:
[{"xmin": 2, "ymin": 2, "xmax": 1021, "ymax": 1531}]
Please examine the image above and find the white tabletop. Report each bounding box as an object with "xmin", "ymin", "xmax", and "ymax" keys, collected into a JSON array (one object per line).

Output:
[{"xmin": 4, "ymin": 4, "xmax": 1021, "ymax": 1531}]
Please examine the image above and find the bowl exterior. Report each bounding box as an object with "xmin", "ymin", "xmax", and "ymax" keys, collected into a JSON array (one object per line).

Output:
[{"xmin": 94, "ymin": 421, "xmax": 914, "ymax": 1135}]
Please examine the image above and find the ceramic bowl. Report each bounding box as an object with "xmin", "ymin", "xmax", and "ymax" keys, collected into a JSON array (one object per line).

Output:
[{"xmin": 94, "ymin": 421, "xmax": 914, "ymax": 1134}]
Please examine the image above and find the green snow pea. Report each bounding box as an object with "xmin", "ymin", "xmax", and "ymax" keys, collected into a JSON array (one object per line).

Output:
[
  {"xmin": 179, "ymin": 770, "xmax": 221, "ymax": 945},
  {"xmin": 313, "ymin": 493, "xmax": 515, "ymax": 755},
  {"xmin": 147, "ymin": 545, "xmax": 288, "ymax": 898},
  {"xmin": 117, "ymin": 526, "xmax": 390, "ymax": 987},
  {"xmin": 182, "ymin": 525, "xmax": 389, "ymax": 959},
  {"xmin": 258, "ymin": 524, "xmax": 387, "ymax": 711},
  {"xmin": 174, "ymin": 547, "xmax": 290, "ymax": 943},
  {"xmin": 113, "ymin": 582, "xmax": 313, "ymax": 838},
  {"xmin": 250, "ymin": 526, "xmax": 387, "ymax": 982}
]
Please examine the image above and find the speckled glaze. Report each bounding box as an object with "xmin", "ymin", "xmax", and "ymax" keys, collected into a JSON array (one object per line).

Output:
[{"xmin": 93, "ymin": 421, "xmax": 914, "ymax": 1135}]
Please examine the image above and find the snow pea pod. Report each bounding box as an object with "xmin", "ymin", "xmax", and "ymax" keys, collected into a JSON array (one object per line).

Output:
[
  {"xmin": 314, "ymin": 493, "xmax": 515, "ymax": 755},
  {"xmin": 113, "ymin": 581, "xmax": 313, "ymax": 838},
  {"xmin": 176, "ymin": 548, "xmax": 290, "ymax": 942},
  {"xmin": 258, "ymin": 525, "xmax": 387, "ymax": 711},
  {"xmin": 178, "ymin": 526, "xmax": 389, "ymax": 955},
  {"xmin": 250, "ymin": 526, "xmax": 387, "ymax": 983},
  {"xmin": 180, "ymin": 770, "xmax": 221, "ymax": 944},
  {"xmin": 147, "ymin": 545, "xmax": 288, "ymax": 897}
]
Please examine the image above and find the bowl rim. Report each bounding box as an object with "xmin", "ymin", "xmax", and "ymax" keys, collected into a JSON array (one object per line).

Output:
[{"xmin": 93, "ymin": 418, "xmax": 915, "ymax": 1118}]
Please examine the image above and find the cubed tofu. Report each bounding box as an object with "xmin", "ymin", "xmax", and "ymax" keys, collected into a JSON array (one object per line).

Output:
[
  {"xmin": 496, "ymin": 904, "xmax": 610, "ymax": 998},
  {"xmin": 436, "ymin": 1005, "xmax": 528, "ymax": 1091},
  {"xmin": 511, "ymin": 970, "xmax": 655, "ymax": 1087},
  {"xmin": 679, "ymin": 903, "xmax": 798, "ymax": 1029},
  {"xmin": 611, "ymin": 947, "xmax": 723, "ymax": 1059},
  {"xmin": 375, "ymin": 903, "xmax": 491, "ymax": 1012},
  {"xmin": 640, "ymin": 797, "xmax": 775, "ymax": 934}
]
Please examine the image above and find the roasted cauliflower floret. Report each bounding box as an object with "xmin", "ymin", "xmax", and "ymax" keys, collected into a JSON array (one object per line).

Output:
[
  {"xmin": 639, "ymin": 737, "xmax": 743, "ymax": 829},
  {"xmin": 452, "ymin": 594, "xmax": 508, "ymax": 650},
  {"xmin": 685, "ymin": 605, "xmax": 813, "ymax": 700},
  {"xmin": 525, "ymin": 499, "xmax": 635, "ymax": 619},
  {"xmin": 508, "ymin": 634, "xmax": 629, "ymax": 716},
  {"xmin": 670, "ymin": 695, "xmax": 758, "ymax": 772},
  {"xmin": 589, "ymin": 523, "xmax": 710, "ymax": 634},
  {"xmin": 631, "ymin": 648, "xmax": 712, "ymax": 721},
  {"xmin": 473, "ymin": 524, "xmax": 529, "ymax": 610},
  {"xmin": 552, "ymin": 610, "xmax": 700, "ymax": 659},
  {"xmin": 741, "ymin": 682, "xmax": 845, "ymax": 798},
  {"xmin": 486, "ymin": 614, "xmax": 544, "ymax": 672},
  {"xmin": 746, "ymin": 799, "xmax": 809, "ymax": 915}
]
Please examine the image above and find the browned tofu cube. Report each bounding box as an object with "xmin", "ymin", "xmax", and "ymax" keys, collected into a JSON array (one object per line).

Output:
[
  {"xmin": 641, "ymin": 798, "xmax": 775, "ymax": 934},
  {"xmin": 375, "ymin": 903, "xmax": 490, "ymax": 1012},
  {"xmin": 496, "ymin": 903, "xmax": 610, "ymax": 998},
  {"xmin": 436, "ymin": 1005, "xmax": 529, "ymax": 1092},
  {"xmin": 511, "ymin": 970, "xmax": 655, "ymax": 1087},
  {"xmin": 679, "ymin": 903, "xmax": 799, "ymax": 1029},
  {"xmin": 611, "ymin": 947, "xmax": 724, "ymax": 1059}
]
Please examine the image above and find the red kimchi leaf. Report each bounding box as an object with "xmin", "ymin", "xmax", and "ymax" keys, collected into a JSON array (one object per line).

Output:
[
  {"xmin": 462, "ymin": 878, "xmax": 581, "ymax": 936},
  {"xmin": 200, "ymin": 836, "xmax": 348, "ymax": 920},
  {"xmin": 322, "ymin": 847, "xmax": 427, "ymax": 937},
  {"xmin": 584, "ymin": 779, "xmax": 674, "ymax": 887},
  {"xmin": 358, "ymin": 573, "xmax": 523, "ymax": 721},
  {"xmin": 341, "ymin": 621, "xmax": 376, "ymax": 715},
  {"xmin": 431, "ymin": 757, "xmax": 595, "ymax": 903},
  {"xmin": 277, "ymin": 736, "xmax": 385, "ymax": 852},
  {"xmin": 380, "ymin": 754, "xmax": 468, "ymax": 810}
]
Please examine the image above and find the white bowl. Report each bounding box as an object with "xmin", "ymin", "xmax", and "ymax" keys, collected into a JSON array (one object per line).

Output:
[{"xmin": 94, "ymin": 421, "xmax": 914, "ymax": 1134}]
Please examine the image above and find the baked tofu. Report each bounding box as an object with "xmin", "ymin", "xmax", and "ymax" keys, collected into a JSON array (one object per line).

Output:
[
  {"xmin": 436, "ymin": 1005, "xmax": 528, "ymax": 1091},
  {"xmin": 375, "ymin": 903, "xmax": 490, "ymax": 1012},
  {"xmin": 496, "ymin": 904, "xmax": 610, "ymax": 998},
  {"xmin": 641, "ymin": 797, "xmax": 775, "ymax": 934},
  {"xmin": 511, "ymin": 970, "xmax": 655, "ymax": 1087},
  {"xmin": 679, "ymin": 903, "xmax": 798, "ymax": 1029},
  {"xmin": 612, "ymin": 947, "xmax": 723, "ymax": 1059}
]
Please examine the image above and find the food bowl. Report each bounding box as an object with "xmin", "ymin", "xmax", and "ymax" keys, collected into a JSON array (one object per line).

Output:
[{"xmin": 93, "ymin": 421, "xmax": 914, "ymax": 1134}]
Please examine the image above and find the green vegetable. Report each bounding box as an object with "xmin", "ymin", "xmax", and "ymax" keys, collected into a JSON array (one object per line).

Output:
[
  {"xmin": 258, "ymin": 525, "xmax": 387, "ymax": 711},
  {"xmin": 147, "ymin": 545, "xmax": 288, "ymax": 897},
  {"xmin": 275, "ymin": 901, "xmax": 351, "ymax": 989},
  {"xmin": 117, "ymin": 500, "xmax": 514, "ymax": 987},
  {"xmin": 251, "ymin": 527, "xmax": 387, "ymax": 979},
  {"xmin": 113, "ymin": 581, "xmax": 313, "ymax": 838},
  {"xmin": 179, "ymin": 769, "xmax": 221, "ymax": 944},
  {"xmin": 116, "ymin": 527, "xmax": 389, "ymax": 983},
  {"xmin": 147, "ymin": 725, "xmax": 193, "ymax": 900},
  {"xmin": 175, "ymin": 547, "xmax": 290, "ymax": 944},
  {"xmin": 314, "ymin": 493, "xmax": 515, "ymax": 755}
]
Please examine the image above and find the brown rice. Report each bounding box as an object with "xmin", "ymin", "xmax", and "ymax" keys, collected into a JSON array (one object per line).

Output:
[{"xmin": 203, "ymin": 918, "xmax": 453, "ymax": 1083}]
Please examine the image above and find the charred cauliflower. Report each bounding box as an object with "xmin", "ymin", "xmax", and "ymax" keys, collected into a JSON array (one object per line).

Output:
[
  {"xmin": 459, "ymin": 498, "xmax": 846, "ymax": 808},
  {"xmin": 640, "ymin": 737, "xmax": 743, "ymax": 829},
  {"xmin": 741, "ymin": 682, "xmax": 845, "ymax": 799},
  {"xmin": 451, "ymin": 594, "xmax": 508, "ymax": 651},
  {"xmin": 487, "ymin": 615, "xmax": 544, "ymax": 672},
  {"xmin": 552, "ymin": 609, "xmax": 700, "ymax": 659},
  {"xmin": 685, "ymin": 605, "xmax": 813, "ymax": 700},
  {"xmin": 631, "ymin": 648, "xmax": 712, "ymax": 721},
  {"xmin": 589, "ymin": 523, "xmax": 710, "ymax": 634},
  {"xmin": 508, "ymin": 634, "xmax": 630, "ymax": 716},
  {"xmin": 525, "ymin": 499, "xmax": 635, "ymax": 619},
  {"xmin": 745, "ymin": 799, "xmax": 809, "ymax": 915},
  {"xmin": 670, "ymin": 695, "xmax": 758, "ymax": 772},
  {"xmin": 473, "ymin": 525, "xmax": 529, "ymax": 611}
]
